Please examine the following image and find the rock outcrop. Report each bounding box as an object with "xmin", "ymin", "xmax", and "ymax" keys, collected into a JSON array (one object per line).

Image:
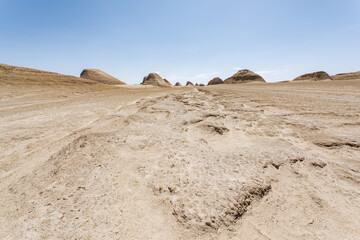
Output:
[
  {"xmin": 331, "ymin": 71, "xmax": 360, "ymax": 81},
  {"xmin": 224, "ymin": 69, "xmax": 265, "ymax": 84},
  {"xmin": 186, "ymin": 81, "xmax": 194, "ymax": 86},
  {"xmin": 142, "ymin": 73, "xmax": 171, "ymax": 87},
  {"xmin": 208, "ymin": 77, "xmax": 223, "ymax": 85},
  {"xmin": 163, "ymin": 79, "xmax": 172, "ymax": 86},
  {"xmin": 293, "ymin": 71, "xmax": 332, "ymax": 81},
  {"xmin": 80, "ymin": 69, "xmax": 125, "ymax": 85},
  {"xmin": 175, "ymin": 82, "xmax": 182, "ymax": 86}
]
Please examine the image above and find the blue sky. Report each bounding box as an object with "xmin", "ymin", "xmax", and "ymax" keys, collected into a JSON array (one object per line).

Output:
[{"xmin": 1, "ymin": 0, "xmax": 360, "ymax": 84}]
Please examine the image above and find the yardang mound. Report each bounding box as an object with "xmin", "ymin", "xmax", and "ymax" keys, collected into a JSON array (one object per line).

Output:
[
  {"xmin": 224, "ymin": 69, "xmax": 265, "ymax": 84},
  {"xmin": 186, "ymin": 81, "xmax": 194, "ymax": 86},
  {"xmin": 175, "ymin": 82, "xmax": 182, "ymax": 86},
  {"xmin": 208, "ymin": 77, "xmax": 223, "ymax": 85},
  {"xmin": 80, "ymin": 69, "xmax": 126, "ymax": 85},
  {"xmin": 142, "ymin": 72, "xmax": 171, "ymax": 87},
  {"xmin": 163, "ymin": 79, "xmax": 172, "ymax": 86},
  {"xmin": 331, "ymin": 71, "xmax": 360, "ymax": 81},
  {"xmin": 293, "ymin": 71, "xmax": 332, "ymax": 81},
  {"xmin": 0, "ymin": 64, "xmax": 101, "ymax": 86}
]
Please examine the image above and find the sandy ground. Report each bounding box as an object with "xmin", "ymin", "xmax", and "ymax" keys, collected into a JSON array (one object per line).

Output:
[{"xmin": 1, "ymin": 68, "xmax": 360, "ymax": 239}]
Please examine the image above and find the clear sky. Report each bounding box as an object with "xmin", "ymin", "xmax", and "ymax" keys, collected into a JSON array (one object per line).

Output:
[{"xmin": 1, "ymin": 0, "xmax": 360, "ymax": 84}]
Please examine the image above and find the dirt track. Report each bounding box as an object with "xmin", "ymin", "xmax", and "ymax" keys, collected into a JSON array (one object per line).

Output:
[{"xmin": 1, "ymin": 67, "xmax": 360, "ymax": 239}]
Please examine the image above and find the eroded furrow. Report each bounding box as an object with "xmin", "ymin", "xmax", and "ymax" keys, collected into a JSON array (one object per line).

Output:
[{"xmin": 4, "ymin": 89, "xmax": 354, "ymax": 239}]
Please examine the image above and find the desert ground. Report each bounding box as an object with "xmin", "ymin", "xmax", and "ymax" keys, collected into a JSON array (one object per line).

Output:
[{"xmin": 1, "ymin": 66, "xmax": 360, "ymax": 239}]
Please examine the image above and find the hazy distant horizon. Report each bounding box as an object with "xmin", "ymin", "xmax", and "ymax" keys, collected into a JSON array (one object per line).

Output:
[{"xmin": 1, "ymin": 0, "xmax": 360, "ymax": 84}]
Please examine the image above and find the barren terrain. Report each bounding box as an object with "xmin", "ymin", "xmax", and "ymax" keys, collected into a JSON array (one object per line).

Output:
[{"xmin": 1, "ymin": 67, "xmax": 360, "ymax": 239}]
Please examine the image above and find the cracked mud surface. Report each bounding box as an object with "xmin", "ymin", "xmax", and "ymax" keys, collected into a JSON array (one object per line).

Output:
[{"xmin": 1, "ymin": 79, "xmax": 360, "ymax": 239}]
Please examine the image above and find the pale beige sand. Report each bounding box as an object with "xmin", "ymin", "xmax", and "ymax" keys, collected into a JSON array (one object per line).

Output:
[{"xmin": 1, "ymin": 67, "xmax": 360, "ymax": 239}]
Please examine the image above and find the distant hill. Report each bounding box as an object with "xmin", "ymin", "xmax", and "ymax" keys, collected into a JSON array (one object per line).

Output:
[
  {"xmin": 224, "ymin": 69, "xmax": 265, "ymax": 84},
  {"xmin": 0, "ymin": 63, "xmax": 102, "ymax": 86},
  {"xmin": 80, "ymin": 69, "xmax": 126, "ymax": 85},
  {"xmin": 331, "ymin": 71, "xmax": 360, "ymax": 81},
  {"xmin": 208, "ymin": 77, "xmax": 223, "ymax": 85},
  {"xmin": 293, "ymin": 71, "xmax": 332, "ymax": 81},
  {"xmin": 142, "ymin": 73, "xmax": 171, "ymax": 87}
]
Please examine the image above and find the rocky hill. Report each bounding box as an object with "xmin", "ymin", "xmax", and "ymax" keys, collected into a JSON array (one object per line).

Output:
[
  {"xmin": 224, "ymin": 69, "xmax": 265, "ymax": 84},
  {"xmin": 142, "ymin": 73, "xmax": 171, "ymax": 87},
  {"xmin": 293, "ymin": 71, "xmax": 332, "ymax": 81},
  {"xmin": 80, "ymin": 69, "xmax": 125, "ymax": 85},
  {"xmin": 331, "ymin": 71, "xmax": 360, "ymax": 80}
]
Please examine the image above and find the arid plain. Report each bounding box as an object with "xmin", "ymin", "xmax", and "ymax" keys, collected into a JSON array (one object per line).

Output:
[{"xmin": 1, "ymin": 65, "xmax": 360, "ymax": 239}]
